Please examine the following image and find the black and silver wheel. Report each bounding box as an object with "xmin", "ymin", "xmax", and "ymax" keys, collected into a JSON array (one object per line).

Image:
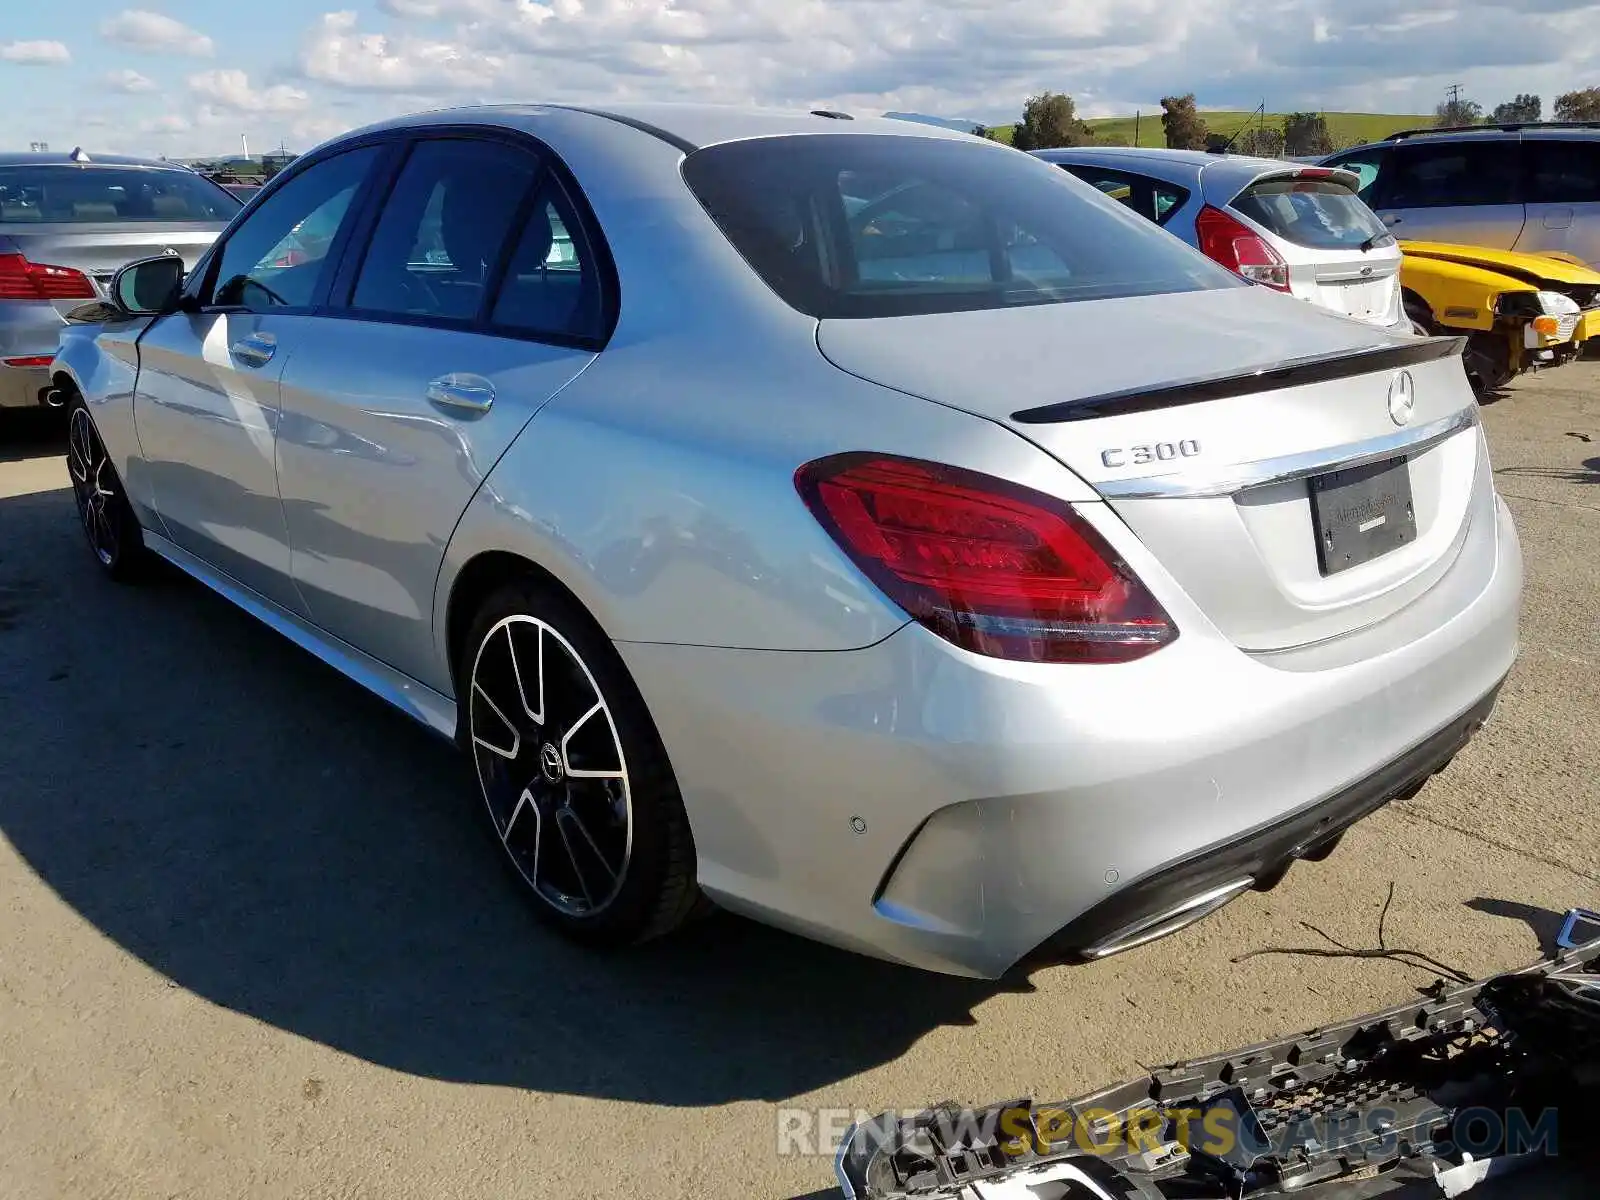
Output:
[
  {"xmin": 462, "ymin": 580, "xmax": 700, "ymax": 944},
  {"xmin": 65, "ymin": 397, "xmax": 145, "ymax": 580}
]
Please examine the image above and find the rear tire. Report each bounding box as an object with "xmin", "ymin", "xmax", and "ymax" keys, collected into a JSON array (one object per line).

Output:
[
  {"xmin": 64, "ymin": 394, "xmax": 147, "ymax": 582},
  {"xmin": 1405, "ymin": 302, "xmax": 1434, "ymax": 338},
  {"xmin": 459, "ymin": 577, "xmax": 701, "ymax": 946}
]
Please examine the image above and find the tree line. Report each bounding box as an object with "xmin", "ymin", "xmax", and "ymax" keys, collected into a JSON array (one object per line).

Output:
[
  {"xmin": 977, "ymin": 87, "xmax": 1600, "ymax": 158},
  {"xmin": 1436, "ymin": 88, "xmax": 1600, "ymax": 126}
]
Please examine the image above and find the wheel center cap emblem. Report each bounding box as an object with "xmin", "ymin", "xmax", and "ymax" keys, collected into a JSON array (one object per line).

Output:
[
  {"xmin": 539, "ymin": 743, "xmax": 564, "ymax": 783},
  {"xmin": 1387, "ymin": 370, "xmax": 1416, "ymax": 427}
]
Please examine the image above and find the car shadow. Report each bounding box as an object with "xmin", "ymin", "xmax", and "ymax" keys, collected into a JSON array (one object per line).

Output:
[
  {"xmin": 0, "ymin": 484, "xmax": 1024, "ymax": 1108},
  {"xmin": 0, "ymin": 408, "xmax": 67, "ymax": 464},
  {"xmin": 1463, "ymin": 896, "xmax": 1570, "ymax": 957},
  {"xmin": 1493, "ymin": 458, "xmax": 1600, "ymax": 486}
]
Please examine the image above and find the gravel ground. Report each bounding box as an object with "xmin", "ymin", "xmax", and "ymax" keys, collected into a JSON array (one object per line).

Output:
[{"xmin": 1, "ymin": 365, "xmax": 1596, "ymax": 1200}]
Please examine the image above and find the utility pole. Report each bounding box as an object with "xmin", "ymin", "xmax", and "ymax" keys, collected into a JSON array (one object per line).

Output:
[
  {"xmin": 1445, "ymin": 83, "xmax": 1464, "ymax": 107},
  {"xmin": 1134, "ymin": 109, "xmax": 1140, "ymax": 146}
]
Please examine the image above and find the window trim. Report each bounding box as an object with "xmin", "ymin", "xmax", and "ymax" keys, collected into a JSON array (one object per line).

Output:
[
  {"xmin": 184, "ymin": 137, "xmax": 402, "ymax": 318},
  {"xmin": 317, "ymin": 125, "xmax": 621, "ymax": 352}
]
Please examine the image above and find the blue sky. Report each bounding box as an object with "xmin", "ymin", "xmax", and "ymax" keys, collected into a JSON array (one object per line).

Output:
[{"xmin": 4, "ymin": 1, "xmax": 1600, "ymax": 157}]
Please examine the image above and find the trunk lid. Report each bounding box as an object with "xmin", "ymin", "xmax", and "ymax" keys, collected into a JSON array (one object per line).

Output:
[
  {"xmin": 0, "ymin": 221, "xmax": 226, "ymax": 309},
  {"xmin": 817, "ymin": 286, "xmax": 1485, "ymax": 651}
]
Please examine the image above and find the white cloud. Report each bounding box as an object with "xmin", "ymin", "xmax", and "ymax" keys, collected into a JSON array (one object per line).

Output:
[
  {"xmin": 100, "ymin": 10, "xmax": 215, "ymax": 57},
  {"xmin": 105, "ymin": 68, "xmax": 157, "ymax": 92},
  {"xmin": 1, "ymin": 40, "xmax": 72, "ymax": 66},
  {"xmin": 189, "ymin": 68, "xmax": 310, "ymax": 113},
  {"xmin": 291, "ymin": 114, "xmax": 357, "ymax": 145},
  {"xmin": 299, "ymin": 10, "xmax": 504, "ymax": 92},
  {"xmin": 332, "ymin": 0, "xmax": 1600, "ymax": 124},
  {"xmin": 138, "ymin": 114, "xmax": 192, "ymax": 135}
]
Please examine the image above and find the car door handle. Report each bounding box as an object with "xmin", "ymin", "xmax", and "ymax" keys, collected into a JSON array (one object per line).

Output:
[
  {"xmin": 230, "ymin": 332, "xmax": 277, "ymax": 366},
  {"xmin": 425, "ymin": 373, "xmax": 495, "ymax": 415}
]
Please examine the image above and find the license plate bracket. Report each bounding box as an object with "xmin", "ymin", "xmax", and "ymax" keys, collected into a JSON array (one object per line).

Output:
[{"xmin": 1308, "ymin": 455, "xmax": 1417, "ymax": 575}]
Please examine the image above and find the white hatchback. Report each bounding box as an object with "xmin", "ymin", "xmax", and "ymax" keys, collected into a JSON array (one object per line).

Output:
[{"xmin": 1034, "ymin": 146, "xmax": 1409, "ymax": 332}]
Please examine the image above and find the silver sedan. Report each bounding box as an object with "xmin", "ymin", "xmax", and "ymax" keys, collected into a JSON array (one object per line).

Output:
[
  {"xmin": 0, "ymin": 151, "xmax": 238, "ymax": 411},
  {"xmin": 52, "ymin": 105, "xmax": 1521, "ymax": 978}
]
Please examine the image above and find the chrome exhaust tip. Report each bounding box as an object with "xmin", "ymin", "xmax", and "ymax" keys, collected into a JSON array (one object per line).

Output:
[
  {"xmin": 42, "ymin": 387, "xmax": 66, "ymax": 409},
  {"xmin": 1079, "ymin": 878, "xmax": 1254, "ymax": 960}
]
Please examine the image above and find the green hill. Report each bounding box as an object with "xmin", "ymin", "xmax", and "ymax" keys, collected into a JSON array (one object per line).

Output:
[{"xmin": 987, "ymin": 111, "xmax": 1432, "ymax": 148}]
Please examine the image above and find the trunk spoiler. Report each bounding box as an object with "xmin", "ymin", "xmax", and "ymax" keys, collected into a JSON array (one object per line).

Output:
[{"xmin": 1011, "ymin": 336, "xmax": 1466, "ymax": 424}]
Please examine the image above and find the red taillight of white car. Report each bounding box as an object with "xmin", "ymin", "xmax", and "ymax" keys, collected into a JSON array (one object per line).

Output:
[
  {"xmin": 0, "ymin": 253, "xmax": 96, "ymax": 301},
  {"xmin": 795, "ymin": 454, "xmax": 1176, "ymax": 663},
  {"xmin": 1195, "ymin": 205, "xmax": 1290, "ymax": 292}
]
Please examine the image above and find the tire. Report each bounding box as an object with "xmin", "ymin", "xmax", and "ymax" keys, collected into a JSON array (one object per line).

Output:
[
  {"xmin": 459, "ymin": 577, "xmax": 701, "ymax": 946},
  {"xmin": 1405, "ymin": 304, "xmax": 1434, "ymax": 338},
  {"xmin": 64, "ymin": 393, "xmax": 147, "ymax": 582}
]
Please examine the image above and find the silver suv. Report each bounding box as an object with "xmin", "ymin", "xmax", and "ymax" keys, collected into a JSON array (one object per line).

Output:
[{"xmin": 1322, "ymin": 122, "xmax": 1600, "ymax": 267}]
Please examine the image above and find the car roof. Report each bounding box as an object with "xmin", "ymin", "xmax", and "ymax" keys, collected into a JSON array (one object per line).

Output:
[
  {"xmin": 0, "ymin": 150, "xmax": 193, "ymax": 170},
  {"xmin": 1032, "ymin": 145, "xmax": 1333, "ymax": 192},
  {"xmin": 343, "ymin": 103, "xmax": 977, "ymax": 154},
  {"xmin": 1337, "ymin": 124, "xmax": 1600, "ymax": 157}
]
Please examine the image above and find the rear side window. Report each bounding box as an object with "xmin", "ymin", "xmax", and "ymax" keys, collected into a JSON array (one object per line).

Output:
[
  {"xmin": 350, "ymin": 138, "xmax": 539, "ymax": 321},
  {"xmin": 1056, "ymin": 165, "xmax": 1190, "ymax": 227},
  {"xmin": 1231, "ymin": 177, "xmax": 1393, "ymax": 250},
  {"xmin": 489, "ymin": 181, "xmax": 606, "ymax": 342},
  {"xmin": 0, "ymin": 165, "xmax": 239, "ymax": 223},
  {"xmin": 1385, "ymin": 142, "xmax": 1520, "ymax": 208},
  {"xmin": 1525, "ymin": 140, "xmax": 1600, "ymax": 204},
  {"xmin": 682, "ymin": 134, "xmax": 1239, "ymax": 319}
]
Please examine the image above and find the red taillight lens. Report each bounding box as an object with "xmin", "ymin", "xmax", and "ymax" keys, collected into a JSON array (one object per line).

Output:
[
  {"xmin": 0, "ymin": 253, "xmax": 96, "ymax": 301},
  {"xmin": 795, "ymin": 454, "xmax": 1176, "ymax": 663},
  {"xmin": 1, "ymin": 355, "xmax": 54, "ymax": 368},
  {"xmin": 1195, "ymin": 205, "xmax": 1289, "ymax": 291}
]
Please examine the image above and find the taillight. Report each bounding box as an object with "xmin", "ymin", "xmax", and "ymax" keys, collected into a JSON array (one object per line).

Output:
[
  {"xmin": 1195, "ymin": 205, "xmax": 1289, "ymax": 291},
  {"xmin": 794, "ymin": 454, "xmax": 1176, "ymax": 664},
  {"xmin": 0, "ymin": 253, "xmax": 96, "ymax": 301}
]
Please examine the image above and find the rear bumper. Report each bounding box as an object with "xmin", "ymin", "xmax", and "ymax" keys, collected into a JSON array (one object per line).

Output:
[
  {"xmin": 617, "ymin": 492, "xmax": 1522, "ymax": 978},
  {"xmin": 1034, "ymin": 675, "xmax": 1503, "ymax": 962},
  {"xmin": 0, "ymin": 301, "xmax": 64, "ymax": 408}
]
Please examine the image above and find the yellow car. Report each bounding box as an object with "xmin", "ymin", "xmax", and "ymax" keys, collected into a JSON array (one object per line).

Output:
[{"xmin": 1399, "ymin": 240, "xmax": 1600, "ymax": 391}]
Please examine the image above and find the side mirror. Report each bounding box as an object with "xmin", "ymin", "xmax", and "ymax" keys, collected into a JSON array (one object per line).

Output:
[{"xmin": 111, "ymin": 254, "xmax": 186, "ymax": 316}]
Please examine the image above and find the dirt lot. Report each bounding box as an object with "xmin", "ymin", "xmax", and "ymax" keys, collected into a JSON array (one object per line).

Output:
[{"xmin": 2, "ymin": 367, "xmax": 1597, "ymax": 1200}]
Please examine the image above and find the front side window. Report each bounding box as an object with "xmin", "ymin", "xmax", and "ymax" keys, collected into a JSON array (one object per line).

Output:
[
  {"xmin": 1385, "ymin": 141, "xmax": 1520, "ymax": 208},
  {"xmin": 0, "ymin": 166, "xmax": 240, "ymax": 224},
  {"xmin": 1323, "ymin": 149, "xmax": 1387, "ymax": 204},
  {"xmin": 682, "ymin": 134, "xmax": 1239, "ymax": 319},
  {"xmin": 350, "ymin": 138, "xmax": 540, "ymax": 321},
  {"xmin": 1231, "ymin": 177, "xmax": 1393, "ymax": 250},
  {"xmin": 209, "ymin": 146, "xmax": 379, "ymax": 310}
]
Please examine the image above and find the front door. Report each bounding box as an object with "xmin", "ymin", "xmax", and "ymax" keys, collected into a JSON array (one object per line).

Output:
[
  {"xmin": 132, "ymin": 145, "xmax": 384, "ymax": 611},
  {"xmin": 274, "ymin": 136, "xmax": 606, "ymax": 688},
  {"xmin": 1371, "ymin": 139, "xmax": 1525, "ymax": 248}
]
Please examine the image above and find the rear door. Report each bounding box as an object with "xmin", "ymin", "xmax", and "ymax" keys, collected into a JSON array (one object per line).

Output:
[
  {"xmin": 1517, "ymin": 137, "xmax": 1600, "ymax": 267},
  {"xmin": 1371, "ymin": 139, "xmax": 1525, "ymax": 248},
  {"xmin": 131, "ymin": 145, "xmax": 385, "ymax": 612},
  {"xmin": 274, "ymin": 134, "xmax": 605, "ymax": 687}
]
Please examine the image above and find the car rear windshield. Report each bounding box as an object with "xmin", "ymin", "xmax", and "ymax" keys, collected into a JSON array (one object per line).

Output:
[
  {"xmin": 0, "ymin": 165, "xmax": 241, "ymax": 224},
  {"xmin": 1230, "ymin": 176, "xmax": 1392, "ymax": 251},
  {"xmin": 680, "ymin": 133, "xmax": 1241, "ymax": 318}
]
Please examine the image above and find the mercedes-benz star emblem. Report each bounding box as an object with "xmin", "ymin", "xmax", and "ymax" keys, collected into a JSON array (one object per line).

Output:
[
  {"xmin": 1387, "ymin": 370, "xmax": 1416, "ymax": 427},
  {"xmin": 539, "ymin": 742, "xmax": 565, "ymax": 783}
]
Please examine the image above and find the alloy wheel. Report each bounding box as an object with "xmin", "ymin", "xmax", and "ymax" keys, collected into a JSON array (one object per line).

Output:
[
  {"xmin": 67, "ymin": 406, "xmax": 120, "ymax": 567},
  {"xmin": 468, "ymin": 615, "xmax": 633, "ymax": 917}
]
